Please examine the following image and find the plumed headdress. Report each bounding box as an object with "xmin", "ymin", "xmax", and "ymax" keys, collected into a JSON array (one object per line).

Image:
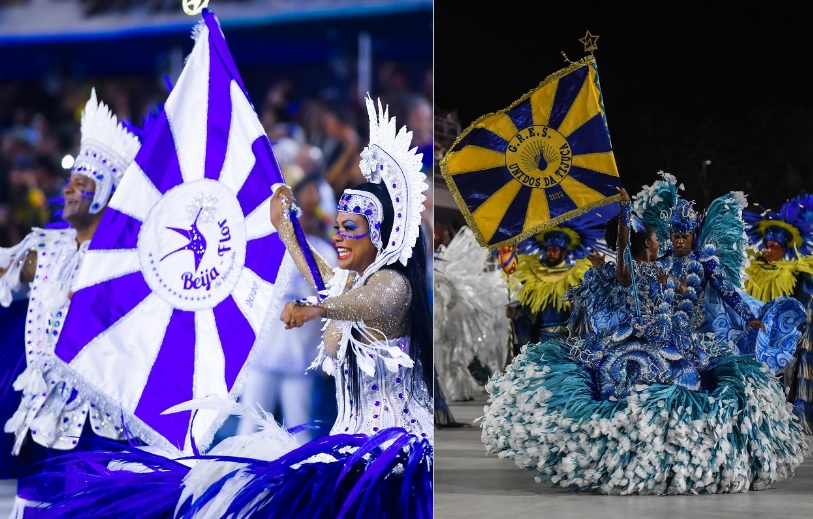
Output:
[
  {"xmin": 744, "ymin": 193, "xmax": 813, "ymax": 259},
  {"xmin": 668, "ymin": 198, "xmax": 698, "ymax": 235},
  {"xmin": 516, "ymin": 205, "xmax": 617, "ymax": 262},
  {"xmin": 71, "ymin": 88, "xmax": 141, "ymax": 214},
  {"xmin": 350, "ymin": 95, "xmax": 427, "ymax": 282},
  {"xmin": 632, "ymin": 171, "xmax": 686, "ymax": 254}
]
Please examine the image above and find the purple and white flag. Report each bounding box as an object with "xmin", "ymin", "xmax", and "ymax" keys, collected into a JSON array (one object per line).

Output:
[{"xmin": 54, "ymin": 10, "xmax": 291, "ymax": 455}]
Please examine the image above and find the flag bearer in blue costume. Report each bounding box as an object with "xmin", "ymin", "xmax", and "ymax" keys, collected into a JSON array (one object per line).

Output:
[
  {"xmin": 632, "ymin": 172, "xmax": 805, "ymax": 375},
  {"xmin": 481, "ymin": 186, "xmax": 806, "ymax": 495},
  {"xmin": 0, "ymin": 89, "xmax": 142, "ymax": 517},
  {"xmin": 36, "ymin": 96, "xmax": 433, "ymax": 519},
  {"xmin": 743, "ymin": 193, "xmax": 813, "ymax": 434}
]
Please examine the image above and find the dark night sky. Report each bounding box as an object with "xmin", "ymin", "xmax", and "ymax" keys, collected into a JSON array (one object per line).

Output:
[{"xmin": 435, "ymin": 2, "xmax": 813, "ymax": 212}]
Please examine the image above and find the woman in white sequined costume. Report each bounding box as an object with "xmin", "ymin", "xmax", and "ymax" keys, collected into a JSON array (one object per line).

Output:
[
  {"xmin": 270, "ymin": 102, "xmax": 433, "ymax": 440},
  {"xmin": 270, "ymin": 183, "xmax": 433, "ymax": 438}
]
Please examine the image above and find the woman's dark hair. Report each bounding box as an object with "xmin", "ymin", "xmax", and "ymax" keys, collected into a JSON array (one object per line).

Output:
[
  {"xmin": 605, "ymin": 215, "xmax": 655, "ymax": 258},
  {"xmin": 344, "ymin": 182, "xmax": 433, "ymax": 401}
]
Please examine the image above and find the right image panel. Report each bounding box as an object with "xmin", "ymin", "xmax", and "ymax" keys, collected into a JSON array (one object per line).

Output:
[{"xmin": 433, "ymin": 2, "xmax": 813, "ymax": 517}]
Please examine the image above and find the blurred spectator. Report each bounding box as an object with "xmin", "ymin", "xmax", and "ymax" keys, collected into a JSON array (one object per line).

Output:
[
  {"xmin": 376, "ymin": 60, "xmax": 410, "ymax": 124},
  {"xmin": 236, "ymin": 171, "xmax": 338, "ymax": 442},
  {"xmin": 6, "ymin": 154, "xmax": 50, "ymax": 244},
  {"xmin": 292, "ymin": 173, "xmax": 334, "ymax": 244},
  {"xmin": 275, "ymin": 138, "xmax": 336, "ymax": 227},
  {"xmin": 32, "ymin": 153, "xmax": 67, "ymax": 226},
  {"xmin": 317, "ymin": 98, "xmax": 364, "ymax": 201},
  {"xmin": 262, "ymin": 80, "xmax": 307, "ymax": 145},
  {"xmin": 405, "ymin": 93, "xmax": 433, "ymax": 172}
]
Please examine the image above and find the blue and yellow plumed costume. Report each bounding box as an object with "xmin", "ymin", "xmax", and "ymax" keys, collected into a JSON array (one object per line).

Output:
[
  {"xmin": 508, "ymin": 209, "xmax": 611, "ymax": 350},
  {"xmin": 481, "ymin": 184, "xmax": 807, "ymax": 495},
  {"xmin": 743, "ymin": 193, "xmax": 813, "ymax": 434}
]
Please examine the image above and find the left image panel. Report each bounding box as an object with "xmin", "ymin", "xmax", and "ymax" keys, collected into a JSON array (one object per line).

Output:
[{"xmin": 0, "ymin": 1, "xmax": 434, "ymax": 517}]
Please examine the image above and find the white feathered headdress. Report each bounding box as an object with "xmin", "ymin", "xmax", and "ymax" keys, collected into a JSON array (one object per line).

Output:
[
  {"xmin": 71, "ymin": 88, "xmax": 141, "ymax": 214},
  {"xmin": 355, "ymin": 95, "xmax": 427, "ymax": 282}
]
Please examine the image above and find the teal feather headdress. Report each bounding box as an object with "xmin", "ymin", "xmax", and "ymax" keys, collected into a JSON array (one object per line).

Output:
[
  {"xmin": 633, "ymin": 172, "xmax": 749, "ymax": 285},
  {"xmin": 632, "ymin": 171, "xmax": 682, "ymax": 255}
]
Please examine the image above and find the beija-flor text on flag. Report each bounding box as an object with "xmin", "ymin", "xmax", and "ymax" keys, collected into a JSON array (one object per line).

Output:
[
  {"xmin": 440, "ymin": 55, "xmax": 621, "ymax": 249},
  {"xmin": 53, "ymin": 10, "xmax": 293, "ymax": 455}
]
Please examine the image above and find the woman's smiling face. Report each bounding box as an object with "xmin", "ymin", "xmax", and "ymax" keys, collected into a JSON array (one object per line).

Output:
[{"xmin": 333, "ymin": 212, "xmax": 378, "ymax": 273}]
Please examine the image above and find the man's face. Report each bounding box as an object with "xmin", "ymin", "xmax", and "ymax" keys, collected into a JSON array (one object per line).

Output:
[
  {"xmin": 763, "ymin": 240, "xmax": 785, "ymax": 262},
  {"xmin": 62, "ymin": 174, "xmax": 95, "ymax": 225},
  {"xmin": 670, "ymin": 231, "xmax": 693, "ymax": 257},
  {"xmin": 544, "ymin": 245, "xmax": 565, "ymax": 266}
]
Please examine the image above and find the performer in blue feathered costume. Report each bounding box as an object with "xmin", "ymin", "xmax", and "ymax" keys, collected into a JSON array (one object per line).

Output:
[
  {"xmin": 742, "ymin": 192, "xmax": 813, "ymax": 434},
  {"xmin": 633, "ymin": 172, "xmax": 805, "ymax": 374},
  {"xmin": 481, "ymin": 187, "xmax": 807, "ymax": 495}
]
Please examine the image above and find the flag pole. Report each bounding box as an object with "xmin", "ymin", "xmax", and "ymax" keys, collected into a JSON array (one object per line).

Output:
[
  {"xmin": 287, "ymin": 207, "xmax": 327, "ymax": 297},
  {"xmin": 498, "ymin": 245, "xmax": 518, "ymax": 367}
]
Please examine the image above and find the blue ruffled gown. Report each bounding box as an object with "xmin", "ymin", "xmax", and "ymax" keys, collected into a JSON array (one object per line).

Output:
[
  {"xmin": 481, "ymin": 260, "xmax": 807, "ymax": 495},
  {"xmin": 660, "ymin": 245, "xmax": 805, "ymax": 374}
]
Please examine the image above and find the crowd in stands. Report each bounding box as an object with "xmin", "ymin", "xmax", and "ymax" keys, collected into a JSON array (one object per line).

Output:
[{"xmin": 0, "ymin": 61, "xmax": 434, "ymax": 250}]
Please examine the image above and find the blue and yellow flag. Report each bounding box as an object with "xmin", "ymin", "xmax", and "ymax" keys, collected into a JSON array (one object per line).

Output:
[{"xmin": 440, "ymin": 56, "xmax": 621, "ymax": 249}]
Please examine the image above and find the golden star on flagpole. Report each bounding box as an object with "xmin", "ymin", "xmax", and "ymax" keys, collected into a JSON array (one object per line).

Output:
[{"xmin": 579, "ymin": 30, "xmax": 599, "ymax": 53}]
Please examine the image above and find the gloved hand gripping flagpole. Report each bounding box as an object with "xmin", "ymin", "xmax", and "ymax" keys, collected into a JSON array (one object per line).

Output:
[{"xmin": 287, "ymin": 203, "xmax": 327, "ymax": 298}]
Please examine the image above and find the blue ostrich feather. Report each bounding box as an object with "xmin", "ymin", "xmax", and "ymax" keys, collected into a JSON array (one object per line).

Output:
[
  {"xmin": 33, "ymin": 439, "xmax": 190, "ymax": 518},
  {"xmin": 35, "ymin": 428, "xmax": 431, "ymax": 519},
  {"xmin": 697, "ymin": 191, "xmax": 748, "ymax": 285},
  {"xmin": 182, "ymin": 428, "xmax": 432, "ymax": 519},
  {"xmin": 781, "ymin": 193, "xmax": 813, "ymax": 256}
]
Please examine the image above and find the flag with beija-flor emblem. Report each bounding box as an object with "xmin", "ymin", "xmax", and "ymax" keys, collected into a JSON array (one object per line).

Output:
[
  {"xmin": 52, "ymin": 10, "xmax": 293, "ymax": 455},
  {"xmin": 440, "ymin": 55, "xmax": 621, "ymax": 249}
]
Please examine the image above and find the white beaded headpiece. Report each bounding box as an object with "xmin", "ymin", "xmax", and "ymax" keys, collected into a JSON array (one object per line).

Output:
[
  {"xmin": 71, "ymin": 88, "xmax": 141, "ymax": 214},
  {"xmin": 356, "ymin": 95, "xmax": 427, "ymax": 282},
  {"xmin": 338, "ymin": 189, "xmax": 384, "ymax": 249}
]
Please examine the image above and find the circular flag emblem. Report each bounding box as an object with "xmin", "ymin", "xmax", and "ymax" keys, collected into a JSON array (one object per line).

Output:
[
  {"xmin": 139, "ymin": 179, "xmax": 247, "ymax": 311},
  {"xmin": 505, "ymin": 125, "xmax": 572, "ymax": 189}
]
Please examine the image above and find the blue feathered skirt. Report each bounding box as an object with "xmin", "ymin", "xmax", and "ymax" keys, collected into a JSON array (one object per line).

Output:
[
  {"xmin": 481, "ymin": 341, "xmax": 807, "ymax": 495},
  {"xmin": 31, "ymin": 427, "xmax": 432, "ymax": 518}
]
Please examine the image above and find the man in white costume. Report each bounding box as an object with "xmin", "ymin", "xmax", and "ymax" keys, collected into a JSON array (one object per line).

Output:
[{"xmin": 0, "ymin": 88, "xmax": 141, "ymax": 517}]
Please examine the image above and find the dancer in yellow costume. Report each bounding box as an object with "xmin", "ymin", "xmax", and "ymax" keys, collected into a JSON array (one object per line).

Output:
[{"xmin": 507, "ymin": 211, "xmax": 610, "ymax": 355}]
